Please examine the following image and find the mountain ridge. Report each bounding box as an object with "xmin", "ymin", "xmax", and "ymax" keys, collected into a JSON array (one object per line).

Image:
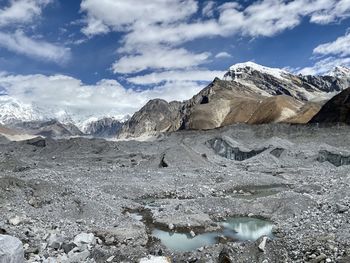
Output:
[
  {"xmin": 1, "ymin": 62, "xmax": 349, "ymax": 139},
  {"xmin": 117, "ymin": 62, "xmax": 350, "ymax": 139}
]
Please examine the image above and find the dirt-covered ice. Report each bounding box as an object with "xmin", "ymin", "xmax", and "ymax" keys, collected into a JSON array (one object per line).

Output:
[{"xmin": 0, "ymin": 124, "xmax": 350, "ymax": 262}]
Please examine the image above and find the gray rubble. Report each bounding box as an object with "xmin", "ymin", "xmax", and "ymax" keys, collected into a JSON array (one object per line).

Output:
[{"xmin": 0, "ymin": 124, "xmax": 350, "ymax": 262}]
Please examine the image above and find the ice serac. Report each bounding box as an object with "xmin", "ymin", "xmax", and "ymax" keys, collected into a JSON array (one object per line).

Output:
[
  {"xmin": 117, "ymin": 62, "xmax": 350, "ymax": 139},
  {"xmin": 309, "ymin": 87, "xmax": 350, "ymax": 124}
]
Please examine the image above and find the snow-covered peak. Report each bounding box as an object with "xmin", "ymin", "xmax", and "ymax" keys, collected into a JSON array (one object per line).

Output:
[
  {"xmin": 0, "ymin": 95, "xmax": 44, "ymax": 124},
  {"xmin": 0, "ymin": 95, "xmax": 130, "ymax": 131},
  {"xmin": 228, "ymin": 61, "xmax": 289, "ymax": 80},
  {"xmin": 328, "ymin": 66, "xmax": 350, "ymax": 78}
]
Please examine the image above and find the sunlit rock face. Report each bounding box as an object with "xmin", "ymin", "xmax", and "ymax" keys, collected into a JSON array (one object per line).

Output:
[{"xmin": 118, "ymin": 63, "xmax": 350, "ymax": 139}]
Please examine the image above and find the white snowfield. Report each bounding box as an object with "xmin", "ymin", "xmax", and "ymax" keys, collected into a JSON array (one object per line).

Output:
[{"xmin": 229, "ymin": 61, "xmax": 289, "ymax": 80}]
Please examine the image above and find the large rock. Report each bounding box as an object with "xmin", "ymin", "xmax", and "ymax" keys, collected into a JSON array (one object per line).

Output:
[
  {"xmin": 139, "ymin": 255, "xmax": 171, "ymax": 263},
  {"xmin": 0, "ymin": 235, "xmax": 25, "ymax": 263},
  {"xmin": 73, "ymin": 233, "xmax": 95, "ymax": 248},
  {"xmin": 309, "ymin": 87, "xmax": 350, "ymax": 124}
]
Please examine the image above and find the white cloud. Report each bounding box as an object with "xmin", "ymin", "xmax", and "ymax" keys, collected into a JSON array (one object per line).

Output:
[
  {"xmin": 81, "ymin": 17, "xmax": 109, "ymax": 36},
  {"xmin": 0, "ymin": 72, "xmax": 207, "ymax": 122},
  {"xmin": 127, "ymin": 69, "xmax": 226, "ymax": 85},
  {"xmin": 80, "ymin": 0, "xmax": 350, "ymax": 74},
  {"xmin": 0, "ymin": 30, "xmax": 71, "ymax": 63},
  {"xmin": 112, "ymin": 47, "xmax": 211, "ymax": 74},
  {"xmin": 80, "ymin": 0, "xmax": 198, "ymax": 35},
  {"xmin": 298, "ymin": 29, "xmax": 350, "ymax": 75},
  {"xmin": 202, "ymin": 1, "xmax": 216, "ymax": 17},
  {"xmin": 310, "ymin": 0, "xmax": 350, "ymax": 24},
  {"xmin": 0, "ymin": 0, "xmax": 51, "ymax": 27},
  {"xmin": 215, "ymin": 52, "xmax": 232, "ymax": 59},
  {"xmin": 0, "ymin": 0, "xmax": 71, "ymax": 64},
  {"xmin": 313, "ymin": 32, "xmax": 350, "ymax": 57}
]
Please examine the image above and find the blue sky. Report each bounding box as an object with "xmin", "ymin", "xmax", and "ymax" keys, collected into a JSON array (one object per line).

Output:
[{"xmin": 0, "ymin": 0, "xmax": 349, "ymax": 120}]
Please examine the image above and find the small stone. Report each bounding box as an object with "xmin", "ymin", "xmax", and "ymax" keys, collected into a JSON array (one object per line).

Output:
[
  {"xmin": 310, "ymin": 253, "xmax": 327, "ymax": 263},
  {"xmin": 336, "ymin": 203, "xmax": 348, "ymax": 213},
  {"xmin": 248, "ymin": 213, "xmax": 254, "ymax": 217},
  {"xmin": 139, "ymin": 255, "xmax": 171, "ymax": 263},
  {"xmin": 47, "ymin": 233, "xmax": 65, "ymax": 250},
  {"xmin": 258, "ymin": 236, "xmax": 268, "ymax": 252},
  {"xmin": 68, "ymin": 250, "xmax": 90, "ymax": 262},
  {"xmin": 106, "ymin": 255, "xmax": 115, "ymax": 262},
  {"xmin": 61, "ymin": 242, "xmax": 77, "ymax": 254},
  {"xmin": 73, "ymin": 232, "xmax": 95, "ymax": 247},
  {"xmin": 190, "ymin": 231, "xmax": 196, "ymax": 238},
  {"xmin": 8, "ymin": 216, "xmax": 22, "ymax": 226},
  {"xmin": 168, "ymin": 223, "xmax": 174, "ymax": 230}
]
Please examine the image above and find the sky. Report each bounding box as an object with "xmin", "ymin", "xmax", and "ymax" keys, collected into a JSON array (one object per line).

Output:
[{"xmin": 0, "ymin": 0, "xmax": 350, "ymax": 121}]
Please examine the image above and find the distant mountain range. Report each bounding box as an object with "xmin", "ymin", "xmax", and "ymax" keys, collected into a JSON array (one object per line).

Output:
[{"xmin": 0, "ymin": 62, "xmax": 349, "ymax": 140}]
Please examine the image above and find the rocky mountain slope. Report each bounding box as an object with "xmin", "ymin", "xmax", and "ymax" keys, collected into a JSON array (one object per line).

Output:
[
  {"xmin": 84, "ymin": 117, "xmax": 123, "ymax": 137},
  {"xmin": 118, "ymin": 62, "xmax": 350, "ymax": 139},
  {"xmin": 118, "ymin": 99, "xmax": 183, "ymax": 139},
  {"xmin": 310, "ymin": 87, "xmax": 350, "ymax": 124},
  {"xmin": 10, "ymin": 120, "xmax": 83, "ymax": 138}
]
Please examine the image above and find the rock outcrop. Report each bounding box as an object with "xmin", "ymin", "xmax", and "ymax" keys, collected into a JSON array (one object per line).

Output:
[
  {"xmin": 118, "ymin": 99, "xmax": 183, "ymax": 139},
  {"xmin": 309, "ymin": 87, "xmax": 350, "ymax": 124},
  {"xmin": 84, "ymin": 117, "xmax": 123, "ymax": 137}
]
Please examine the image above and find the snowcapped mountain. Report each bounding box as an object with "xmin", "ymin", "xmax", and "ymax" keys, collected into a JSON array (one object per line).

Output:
[
  {"xmin": 0, "ymin": 95, "xmax": 128, "ymax": 133},
  {"xmin": 329, "ymin": 66, "xmax": 350, "ymax": 78},
  {"xmin": 224, "ymin": 61, "xmax": 349, "ymax": 102},
  {"xmin": 0, "ymin": 96, "xmax": 44, "ymax": 124},
  {"xmin": 118, "ymin": 62, "xmax": 350, "ymax": 138},
  {"xmin": 1, "ymin": 62, "xmax": 349, "ymax": 139},
  {"xmin": 228, "ymin": 61, "xmax": 289, "ymax": 80}
]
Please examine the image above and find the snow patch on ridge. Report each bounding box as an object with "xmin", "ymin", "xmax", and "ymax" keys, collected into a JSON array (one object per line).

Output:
[
  {"xmin": 328, "ymin": 66, "xmax": 350, "ymax": 78},
  {"xmin": 229, "ymin": 61, "xmax": 290, "ymax": 80}
]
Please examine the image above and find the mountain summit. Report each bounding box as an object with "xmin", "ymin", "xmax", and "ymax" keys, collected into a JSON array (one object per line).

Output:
[{"xmin": 117, "ymin": 62, "xmax": 350, "ymax": 139}]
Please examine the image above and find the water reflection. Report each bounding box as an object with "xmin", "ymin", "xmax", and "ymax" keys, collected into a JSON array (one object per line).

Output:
[
  {"xmin": 152, "ymin": 217, "xmax": 274, "ymax": 252},
  {"xmin": 220, "ymin": 217, "xmax": 274, "ymax": 241}
]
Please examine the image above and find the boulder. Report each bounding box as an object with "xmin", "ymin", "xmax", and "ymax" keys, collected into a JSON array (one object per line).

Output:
[
  {"xmin": 0, "ymin": 235, "xmax": 25, "ymax": 263},
  {"xmin": 139, "ymin": 255, "xmax": 172, "ymax": 263},
  {"xmin": 73, "ymin": 233, "xmax": 95, "ymax": 248}
]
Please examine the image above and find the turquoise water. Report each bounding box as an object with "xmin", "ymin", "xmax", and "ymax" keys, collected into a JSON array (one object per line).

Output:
[{"xmin": 152, "ymin": 217, "xmax": 273, "ymax": 252}]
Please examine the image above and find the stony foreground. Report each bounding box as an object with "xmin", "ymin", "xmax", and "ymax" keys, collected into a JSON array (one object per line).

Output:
[{"xmin": 0, "ymin": 124, "xmax": 350, "ymax": 263}]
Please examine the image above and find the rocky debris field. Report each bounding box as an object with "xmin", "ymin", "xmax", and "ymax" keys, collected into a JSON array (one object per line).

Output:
[{"xmin": 1, "ymin": 124, "xmax": 350, "ymax": 263}]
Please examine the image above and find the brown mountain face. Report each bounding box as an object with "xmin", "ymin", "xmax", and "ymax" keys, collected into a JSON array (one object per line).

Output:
[
  {"xmin": 118, "ymin": 99, "xmax": 183, "ymax": 139},
  {"xmin": 309, "ymin": 87, "xmax": 350, "ymax": 124},
  {"xmin": 117, "ymin": 63, "xmax": 350, "ymax": 139}
]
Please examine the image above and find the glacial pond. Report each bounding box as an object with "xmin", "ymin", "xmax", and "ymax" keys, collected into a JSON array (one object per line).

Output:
[{"xmin": 152, "ymin": 217, "xmax": 274, "ymax": 252}]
